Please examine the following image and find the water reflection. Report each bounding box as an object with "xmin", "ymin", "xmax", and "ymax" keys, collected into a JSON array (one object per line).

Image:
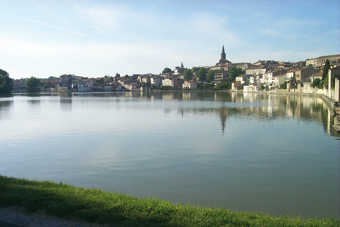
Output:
[
  {"xmin": 0, "ymin": 91, "xmax": 339, "ymax": 219},
  {"xmin": 0, "ymin": 101, "xmax": 13, "ymax": 121},
  {"xmin": 60, "ymin": 93, "xmax": 72, "ymax": 112}
]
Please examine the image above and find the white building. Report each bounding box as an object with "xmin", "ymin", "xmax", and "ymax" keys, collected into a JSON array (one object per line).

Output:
[{"xmin": 183, "ymin": 81, "xmax": 197, "ymax": 89}]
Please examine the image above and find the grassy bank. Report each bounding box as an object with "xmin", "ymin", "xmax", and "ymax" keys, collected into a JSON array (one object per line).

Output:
[{"xmin": 0, "ymin": 175, "xmax": 338, "ymax": 227}]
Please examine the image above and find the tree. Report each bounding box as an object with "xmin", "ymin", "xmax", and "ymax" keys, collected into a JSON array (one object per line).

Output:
[
  {"xmin": 207, "ymin": 70, "xmax": 215, "ymax": 82},
  {"xmin": 192, "ymin": 67, "xmax": 199, "ymax": 73},
  {"xmin": 280, "ymin": 81, "xmax": 287, "ymax": 89},
  {"xmin": 322, "ymin": 59, "xmax": 330, "ymax": 81},
  {"xmin": 228, "ymin": 67, "xmax": 242, "ymax": 82},
  {"xmin": 183, "ymin": 69, "xmax": 193, "ymax": 81},
  {"xmin": 311, "ymin": 78, "xmax": 322, "ymax": 88},
  {"xmin": 196, "ymin": 67, "xmax": 207, "ymax": 82},
  {"xmin": 162, "ymin": 67, "xmax": 172, "ymax": 74},
  {"xmin": 26, "ymin": 77, "xmax": 41, "ymax": 92},
  {"xmin": 0, "ymin": 69, "xmax": 13, "ymax": 94}
]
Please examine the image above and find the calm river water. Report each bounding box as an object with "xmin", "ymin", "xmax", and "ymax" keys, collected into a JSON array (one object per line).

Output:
[{"xmin": 0, "ymin": 91, "xmax": 339, "ymax": 219}]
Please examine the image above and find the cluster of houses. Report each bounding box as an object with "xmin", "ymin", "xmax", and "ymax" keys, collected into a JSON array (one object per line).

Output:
[{"xmin": 12, "ymin": 47, "xmax": 340, "ymax": 93}]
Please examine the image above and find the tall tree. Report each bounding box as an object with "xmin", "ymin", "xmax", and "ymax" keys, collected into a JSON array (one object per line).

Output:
[
  {"xmin": 0, "ymin": 69, "xmax": 13, "ymax": 94},
  {"xmin": 196, "ymin": 67, "xmax": 207, "ymax": 82},
  {"xmin": 183, "ymin": 69, "xmax": 193, "ymax": 81},
  {"xmin": 322, "ymin": 59, "xmax": 330, "ymax": 81},
  {"xmin": 162, "ymin": 67, "xmax": 172, "ymax": 74},
  {"xmin": 26, "ymin": 77, "xmax": 41, "ymax": 92}
]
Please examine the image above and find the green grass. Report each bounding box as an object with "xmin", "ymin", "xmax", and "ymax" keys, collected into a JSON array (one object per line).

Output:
[{"xmin": 0, "ymin": 175, "xmax": 338, "ymax": 227}]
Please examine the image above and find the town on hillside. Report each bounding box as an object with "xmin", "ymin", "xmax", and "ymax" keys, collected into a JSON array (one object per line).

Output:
[{"xmin": 10, "ymin": 46, "xmax": 340, "ymax": 93}]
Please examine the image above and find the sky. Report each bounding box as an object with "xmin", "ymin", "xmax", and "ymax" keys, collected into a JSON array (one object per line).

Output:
[{"xmin": 1, "ymin": 0, "xmax": 339, "ymax": 79}]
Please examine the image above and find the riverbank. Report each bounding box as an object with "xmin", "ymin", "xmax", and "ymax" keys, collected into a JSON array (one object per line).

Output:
[{"xmin": 0, "ymin": 176, "xmax": 339, "ymax": 227}]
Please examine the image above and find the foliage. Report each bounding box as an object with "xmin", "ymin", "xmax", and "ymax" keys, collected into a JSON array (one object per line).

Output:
[
  {"xmin": 207, "ymin": 70, "xmax": 216, "ymax": 82},
  {"xmin": 0, "ymin": 69, "xmax": 13, "ymax": 94},
  {"xmin": 331, "ymin": 74, "xmax": 340, "ymax": 89},
  {"xmin": 259, "ymin": 83, "xmax": 265, "ymax": 91},
  {"xmin": 160, "ymin": 85, "xmax": 172, "ymax": 90},
  {"xmin": 280, "ymin": 81, "xmax": 287, "ymax": 89},
  {"xmin": 322, "ymin": 59, "xmax": 330, "ymax": 81},
  {"xmin": 228, "ymin": 67, "xmax": 242, "ymax": 82},
  {"xmin": 311, "ymin": 78, "xmax": 322, "ymax": 88},
  {"xmin": 162, "ymin": 67, "xmax": 172, "ymax": 74},
  {"xmin": 323, "ymin": 77, "xmax": 328, "ymax": 88},
  {"xmin": 214, "ymin": 81, "xmax": 230, "ymax": 90},
  {"xmin": 191, "ymin": 67, "xmax": 199, "ymax": 73},
  {"xmin": 124, "ymin": 75, "xmax": 129, "ymax": 78},
  {"xmin": 26, "ymin": 77, "xmax": 41, "ymax": 93},
  {"xmin": 0, "ymin": 175, "xmax": 338, "ymax": 227},
  {"xmin": 202, "ymin": 83, "xmax": 214, "ymax": 90},
  {"xmin": 183, "ymin": 69, "xmax": 193, "ymax": 81},
  {"xmin": 196, "ymin": 67, "xmax": 207, "ymax": 82}
]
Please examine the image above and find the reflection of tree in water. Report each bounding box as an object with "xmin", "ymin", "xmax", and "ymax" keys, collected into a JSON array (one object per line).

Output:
[
  {"xmin": 0, "ymin": 101, "xmax": 12, "ymax": 120},
  {"xmin": 219, "ymin": 107, "xmax": 228, "ymax": 134},
  {"xmin": 27, "ymin": 100, "xmax": 40, "ymax": 105}
]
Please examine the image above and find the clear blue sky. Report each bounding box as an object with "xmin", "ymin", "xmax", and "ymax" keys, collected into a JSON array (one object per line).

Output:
[{"xmin": 1, "ymin": 0, "xmax": 339, "ymax": 79}]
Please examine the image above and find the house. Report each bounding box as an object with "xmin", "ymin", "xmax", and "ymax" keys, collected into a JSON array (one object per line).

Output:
[
  {"xmin": 235, "ymin": 74, "xmax": 251, "ymax": 84},
  {"xmin": 123, "ymin": 82, "xmax": 140, "ymax": 91},
  {"xmin": 243, "ymin": 84, "xmax": 259, "ymax": 92},
  {"xmin": 286, "ymin": 70, "xmax": 295, "ymax": 80},
  {"xmin": 295, "ymin": 68, "xmax": 318, "ymax": 82},
  {"xmin": 162, "ymin": 77, "xmax": 184, "ymax": 88},
  {"xmin": 183, "ymin": 81, "xmax": 197, "ymax": 90},
  {"xmin": 231, "ymin": 81, "xmax": 241, "ymax": 90},
  {"xmin": 150, "ymin": 76, "xmax": 162, "ymax": 87},
  {"xmin": 137, "ymin": 75, "xmax": 151, "ymax": 84},
  {"xmin": 214, "ymin": 71, "xmax": 228, "ymax": 81},
  {"xmin": 273, "ymin": 74, "xmax": 287, "ymax": 87}
]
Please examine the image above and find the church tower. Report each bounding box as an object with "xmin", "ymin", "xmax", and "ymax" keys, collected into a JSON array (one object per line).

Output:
[
  {"xmin": 216, "ymin": 45, "xmax": 231, "ymax": 66},
  {"xmin": 221, "ymin": 45, "xmax": 226, "ymax": 61}
]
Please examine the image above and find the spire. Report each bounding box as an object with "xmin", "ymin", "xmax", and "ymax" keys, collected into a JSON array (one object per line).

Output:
[
  {"xmin": 181, "ymin": 62, "xmax": 184, "ymax": 68},
  {"xmin": 221, "ymin": 45, "xmax": 226, "ymax": 61}
]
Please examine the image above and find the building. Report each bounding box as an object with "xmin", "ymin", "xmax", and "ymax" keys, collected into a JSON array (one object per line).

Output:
[
  {"xmin": 295, "ymin": 68, "xmax": 318, "ymax": 82},
  {"xmin": 174, "ymin": 62, "xmax": 186, "ymax": 75},
  {"xmin": 150, "ymin": 76, "xmax": 162, "ymax": 87},
  {"xmin": 214, "ymin": 71, "xmax": 228, "ymax": 81},
  {"xmin": 246, "ymin": 65, "xmax": 267, "ymax": 75},
  {"xmin": 273, "ymin": 74, "xmax": 287, "ymax": 87},
  {"xmin": 183, "ymin": 81, "xmax": 197, "ymax": 90},
  {"xmin": 216, "ymin": 46, "xmax": 232, "ymax": 66},
  {"xmin": 235, "ymin": 74, "xmax": 252, "ymax": 84},
  {"xmin": 306, "ymin": 54, "xmax": 340, "ymax": 67},
  {"xmin": 162, "ymin": 78, "xmax": 184, "ymax": 88}
]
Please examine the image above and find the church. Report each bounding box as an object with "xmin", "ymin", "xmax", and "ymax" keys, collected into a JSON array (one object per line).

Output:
[{"xmin": 216, "ymin": 45, "xmax": 232, "ymax": 67}]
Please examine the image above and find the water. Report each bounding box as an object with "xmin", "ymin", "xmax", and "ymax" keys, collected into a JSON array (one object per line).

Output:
[{"xmin": 0, "ymin": 92, "xmax": 339, "ymax": 219}]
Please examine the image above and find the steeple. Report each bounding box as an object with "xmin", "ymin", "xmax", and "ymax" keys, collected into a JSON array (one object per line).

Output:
[
  {"xmin": 221, "ymin": 45, "xmax": 226, "ymax": 61},
  {"xmin": 181, "ymin": 62, "xmax": 184, "ymax": 68}
]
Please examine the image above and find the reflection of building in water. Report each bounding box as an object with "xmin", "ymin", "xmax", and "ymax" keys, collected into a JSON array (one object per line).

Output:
[
  {"xmin": 60, "ymin": 93, "xmax": 72, "ymax": 112},
  {"xmin": 182, "ymin": 92, "xmax": 198, "ymax": 100}
]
